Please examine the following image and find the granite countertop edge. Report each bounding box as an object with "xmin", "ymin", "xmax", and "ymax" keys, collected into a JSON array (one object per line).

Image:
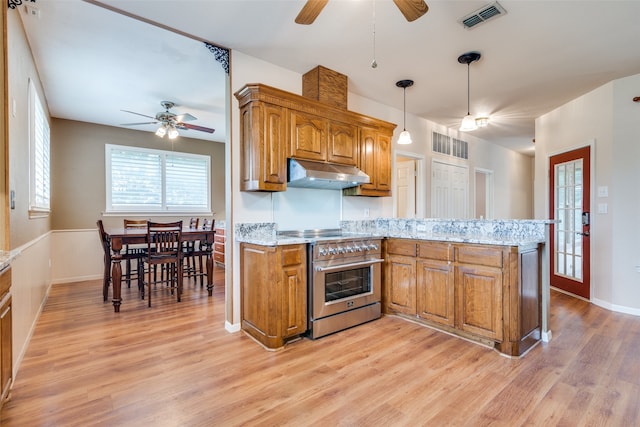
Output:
[{"xmin": 236, "ymin": 233, "xmax": 545, "ymax": 247}]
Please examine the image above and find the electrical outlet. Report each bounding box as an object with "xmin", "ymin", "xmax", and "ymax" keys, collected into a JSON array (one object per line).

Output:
[{"xmin": 363, "ymin": 208, "xmax": 370, "ymax": 218}]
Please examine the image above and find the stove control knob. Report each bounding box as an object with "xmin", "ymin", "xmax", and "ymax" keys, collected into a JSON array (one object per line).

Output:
[
  {"xmin": 345, "ymin": 246, "xmax": 354, "ymax": 253},
  {"xmin": 337, "ymin": 247, "xmax": 345, "ymax": 254},
  {"xmin": 354, "ymin": 245, "xmax": 363, "ymax": 252},
  {"xmin": 328, "ymin": 248, "xmax": 337, "ymax": 255},
  {"xmin": 319, "ymin": 248, "xmax": 328, "ymax": 256},
  {"xmin": 371, "ymin": 244, "xmax": 379, "ymax": 251}
]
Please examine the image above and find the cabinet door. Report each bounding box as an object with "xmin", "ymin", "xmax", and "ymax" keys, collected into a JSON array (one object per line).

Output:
[
  {"xmin": 416, "ymin": 258, "xmax": 454, "ymax": 327},
  {"xmin": 239, "ymin": 102, "xmax": 287, "ymax": 191},
  {"xmin": 0, "ymin": 296, "xmax": 11, "ymax": 403},
  {"xmin": 345, "ymin": 127, "xmax": 391, "ymax": 196},
  {"xmin": 241, "ymin": 244, "xmax": 282, "ymax": 347},
  {"xmin": 375, "ymin": 133, "xmax": 392, "ymax": 193},
  {"xmin": 455, "ymin": 264, "xmax": 503, "ymax": 341},
  {"xmin": 290, "ymin": 110, "xmax": 327, "ymax": 161},
  {"xmin": 280, "ymin": 245, "xmax": 307, "ymax": 338},
  {"xmin": 327, "ymin": 121, "xmax": 358, "ymax": 166},
  {"xmin": 385, "ymin": 254, "xmax": 416, "ymax": 315}
]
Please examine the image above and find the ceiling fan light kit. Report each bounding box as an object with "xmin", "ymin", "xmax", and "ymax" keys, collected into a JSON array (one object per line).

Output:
[
  {"xmin": 458, "ymin": 51, "xmax": 483, "ymax": 132},
  {"xmin": 396, "ymin": 79, "xmax": 414, "ymax": 145},
  {"xmin": 121, "ymin": 100, "xmax": 215, "ymax": 140}
]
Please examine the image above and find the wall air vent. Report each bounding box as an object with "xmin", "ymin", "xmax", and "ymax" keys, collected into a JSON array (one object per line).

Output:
[{"xmin": 459, "ymin": 1, "xmax": 507, "ymax": 29}]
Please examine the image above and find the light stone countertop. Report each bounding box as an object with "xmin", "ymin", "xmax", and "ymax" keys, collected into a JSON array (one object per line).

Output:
[{"xmin": 235, "ymin": 218, "xmax": 554, "ymax": 248}]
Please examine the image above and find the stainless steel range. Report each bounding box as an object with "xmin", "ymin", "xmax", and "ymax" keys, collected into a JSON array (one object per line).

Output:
[{"xmin": 279, "ymin": 229, "xmax": 384, "ymax": 339}]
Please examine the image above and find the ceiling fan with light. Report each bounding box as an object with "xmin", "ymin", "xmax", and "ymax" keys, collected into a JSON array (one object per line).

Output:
[
  {"xmin": 295, "ymin": 0, "xmax": 429, "ymax": 25},
  {"xmin": 121, "ymin": 101, "xmax": 215, "ymax": 139}
]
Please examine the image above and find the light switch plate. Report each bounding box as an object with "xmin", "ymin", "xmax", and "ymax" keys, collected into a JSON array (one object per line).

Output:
[
  {"xmin": 598, "ymin": 203, "xmax": 608, "ymax": 214},
  {"xmin": 598, "ymin": 186, "xmax": 608, "ymax": 197}
]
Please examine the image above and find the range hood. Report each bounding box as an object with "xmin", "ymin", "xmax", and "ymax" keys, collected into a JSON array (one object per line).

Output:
[{"xmin": 287, "ymin": 158, "xmax": 370, "ymax": 190}]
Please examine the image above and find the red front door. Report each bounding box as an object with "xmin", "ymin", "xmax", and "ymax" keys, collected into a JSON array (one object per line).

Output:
[{"xmin": 549, "ymin": 146, "xmax": 591, "ymax": 299}]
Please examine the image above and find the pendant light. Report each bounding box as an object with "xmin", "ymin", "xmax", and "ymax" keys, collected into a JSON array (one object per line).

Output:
[
  {"xmin": 396, "ymin": 79, "xmax": 414, "ymax": 145},
  {"xmin": 458, "ymin": 51, "xmax": 481, "ymax": 132}
]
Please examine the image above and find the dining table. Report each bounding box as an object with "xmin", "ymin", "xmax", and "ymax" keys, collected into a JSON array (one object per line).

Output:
[{"xmin": 104, "ymin": 226, "xmax": 216, "ymax": 312}]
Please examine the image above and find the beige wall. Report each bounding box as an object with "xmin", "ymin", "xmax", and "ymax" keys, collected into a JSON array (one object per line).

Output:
[
  {"xmin": 535, "ymin": 73, "xmax": 640, "ymax": 313},
  {"xmin": 51, "ymin": 119, "xmax": 226, "ymax": 230},
  {"xmin": 8, "ymin": 8, "xmax": 50, "ymax": 249}
]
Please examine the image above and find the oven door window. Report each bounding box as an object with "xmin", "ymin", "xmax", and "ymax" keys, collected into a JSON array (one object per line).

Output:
[{"xmin": 324, "ymin": 266, "xmax": 371, "ymax": 302}]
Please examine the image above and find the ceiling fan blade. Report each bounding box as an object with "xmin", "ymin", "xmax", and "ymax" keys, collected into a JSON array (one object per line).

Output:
[
  {"xmin": 121, "ymin": 109, "xmax": 156, "ymax": 120},
  {"xmin": 393, "ymin": 0, "xmax": 429, "ymax": 22},
  {"xmin": 120, "ymin": 121, "xmax": 158, "ymax": 126},
  {"xmin": 295, "ymin": 0, "xmax": 328, "ymax": 25},
  {"xmin": 173, "ymin": 112, "xmax": 197, "ymax": 122},
  {"xmin": 177, "ymin": 122, "xmax": 215, "ymax": 134}
]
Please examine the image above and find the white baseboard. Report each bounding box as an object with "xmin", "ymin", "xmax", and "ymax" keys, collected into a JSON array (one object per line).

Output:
[
  {"xmin": 542, "ymin": 330, "xmax": 552, "ymax": 343},
  {"xmin": 52, "ymin": 273, "xmax": 102, "ymax": 285},
  {"xmin": 225, "ymin": 321, "xmax": 241, "ymax": 333},
  {"xmin": 592, "ymin": 297, "xmax": 640, "ymax": 316}
]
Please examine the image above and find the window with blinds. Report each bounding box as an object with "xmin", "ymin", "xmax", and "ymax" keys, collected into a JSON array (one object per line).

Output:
[
  {"xmin": 105, "ymin": 144, "xmax": 210, "ymax": 213},
  {"xmin": 29, "ymin": 79, "xmax": 51, "ymax": 215}
]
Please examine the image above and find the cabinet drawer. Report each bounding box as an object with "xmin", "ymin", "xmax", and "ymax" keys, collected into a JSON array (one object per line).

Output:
[
  {"xmin": 214, "ymin": 252, "xmax": 225, "ymax": 263},
  {"xmin": 417, "ymin": 242, "xmax": 450, "ymax": 262},
  {"xmin": 214, "ymin": 228, "xmax": 225, "ymax": 236},
  {"xmin": 386, "ymin": 240, "xmax": 417, "ymax": 257},
  {"xmin": 214, "ymin": 242, "xmax": 225, "ymax": 253},
  {"xmin": 214, "ymin": 234, "xmax": 225, "ymax": 244},
  {"xmin": 456, "ymin": 245, "xmax": 503, "ymax": 268},
  {"xmin": 281, "ymin": 245, "xmax": 304, "ymax": 267}
]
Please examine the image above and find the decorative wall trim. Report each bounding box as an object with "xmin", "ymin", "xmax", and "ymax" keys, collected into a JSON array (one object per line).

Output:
[
  {"xmin": 204, "ymin": 42, "xmax": 229, "ymax": 74},
  {"xmin": 8, "ymin": 0, "xmax": 35, "ymax": 10}
]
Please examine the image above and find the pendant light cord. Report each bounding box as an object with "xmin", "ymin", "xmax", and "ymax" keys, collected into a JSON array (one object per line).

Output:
[
  {"xmin": 403, "ymin": 87, "xmax": 407, "ymax": 131},
  {"xmin": 466, "ymin": 63, "xmax": 471, "ymax": 115}
]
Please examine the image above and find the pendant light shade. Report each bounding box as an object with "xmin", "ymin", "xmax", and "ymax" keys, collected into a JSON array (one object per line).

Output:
[
  {"xmin": 458, "ymin": 51, "xmax": 481, "ymax": 132},
  {"xmin": 460, "ymin": 114, "xmax": 477, "ymax": 132},
  {"xmin": 396, "ymin": 79, "xmax": 414, "ymax": 145}
]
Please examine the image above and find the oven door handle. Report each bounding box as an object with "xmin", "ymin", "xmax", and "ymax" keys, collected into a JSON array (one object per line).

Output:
[{"xmin": 314, "ymin": 258, "xmax": 384, "ymax": 272}]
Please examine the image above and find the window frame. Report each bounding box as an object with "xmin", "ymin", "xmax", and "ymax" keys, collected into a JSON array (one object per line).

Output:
[
  {"xmin": 28, "ymin": 79, "xmax": 51, "ymax": 217},
  {"xmin": 105, "ymin": 143, "xmax": 212, "ymax": 215}
]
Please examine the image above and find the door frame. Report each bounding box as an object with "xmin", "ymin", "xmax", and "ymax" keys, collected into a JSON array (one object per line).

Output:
[
  {"xmin": 394, "ymin": 151, "xmax": 425, "ymax": 218},
  {"xmin": 474, "ymin": 167, "xmax": 494, "ymax": 219},
  {"xmin": 548, "ymin": 141, "xmax": 594, "ymax": 301}
]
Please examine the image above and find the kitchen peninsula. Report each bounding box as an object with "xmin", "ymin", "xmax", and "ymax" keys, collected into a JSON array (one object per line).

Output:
[{"xmin": 236, "ymin": 218, "xmax": 552, "ymax": 357}]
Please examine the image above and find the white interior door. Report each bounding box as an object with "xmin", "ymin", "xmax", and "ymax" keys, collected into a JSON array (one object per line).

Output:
[
  {"xmin": 431, "ymin": 160, "xmax": 469, "ymax": 219},
  {"xmin": 396, "ymin": 159, "xmax": 416, "ymax": 218}
]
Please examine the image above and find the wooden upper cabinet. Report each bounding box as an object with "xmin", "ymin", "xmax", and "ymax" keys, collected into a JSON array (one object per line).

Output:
[
  {"xmin": 290, "ymin": 110, "xmax": 327, "ymax": 162},
  {"xmin": 327, "ymin": 121, "xmax": 358, "ymax": 166},
  {"xmin": 344, "ymin": 127, "xmax": 392, "ymax": 196},
  {"xmin": 234, "ymin": 83, "xmax": 396, "ymax": 194},
  {"xmin": 238, "ymin": 100, "xmax": 287, "ymax": 192}
]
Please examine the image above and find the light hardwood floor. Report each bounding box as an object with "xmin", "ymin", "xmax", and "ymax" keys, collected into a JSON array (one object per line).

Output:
[{"xmin": 1, "ymin": 270, "xmax": 639, "ymax": 426}]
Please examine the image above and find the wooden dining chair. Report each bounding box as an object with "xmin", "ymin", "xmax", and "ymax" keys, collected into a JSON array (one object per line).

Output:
[
  {"xmin": 123, "ymin": 219, "xmax": 148, "ymax": 288},
  {"xmin": 184, "ymin": 218, "xmax": 215, "ymax": 287},
  {"xmin": 138, "ymin": 221, "xmax": 183, "ymax": 307},
  {"xmin": 183, "ymin": 218, "xmax": 200, "ymax": 283},
  {"xmin": 97, "ymin": 220, "xmax": 112, "ymax": 302}
]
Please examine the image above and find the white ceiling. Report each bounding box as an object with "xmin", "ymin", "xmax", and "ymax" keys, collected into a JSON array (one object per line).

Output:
[{"xmin": 17, "ymin": 0, "xmax": 640, "ymax": 154}]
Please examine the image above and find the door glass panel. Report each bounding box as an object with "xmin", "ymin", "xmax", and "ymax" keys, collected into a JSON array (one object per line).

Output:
[{"xmin": 554, "ymin": 159, "xmax": 583, "ymax": 282}]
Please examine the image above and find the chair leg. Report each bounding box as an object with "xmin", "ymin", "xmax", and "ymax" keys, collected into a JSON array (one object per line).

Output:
[
  {"xmin": 103, "ymin": 256, "xmax": 111, "ymax": 302},
  {"xmin": 177, "ymin": 261, "xmax": 183, "ymax": 302}
]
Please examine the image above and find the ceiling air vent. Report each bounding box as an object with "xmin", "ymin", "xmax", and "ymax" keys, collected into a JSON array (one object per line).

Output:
[{"xmin": 459, "ymin": 1, "xmax": 507, "ymax": 29}]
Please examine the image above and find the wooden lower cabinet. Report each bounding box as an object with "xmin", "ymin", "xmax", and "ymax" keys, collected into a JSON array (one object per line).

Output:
[
  {"xmin": 240, "ymin": 243, "xmax": 307, "ymax": 349},
  {"xmin": 0, "ymin": 267, "xmax": 12, "ymax": 407},
  {"xmin": 384, "ymin": 239, "xmax": 541, "ymax": 357}
]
